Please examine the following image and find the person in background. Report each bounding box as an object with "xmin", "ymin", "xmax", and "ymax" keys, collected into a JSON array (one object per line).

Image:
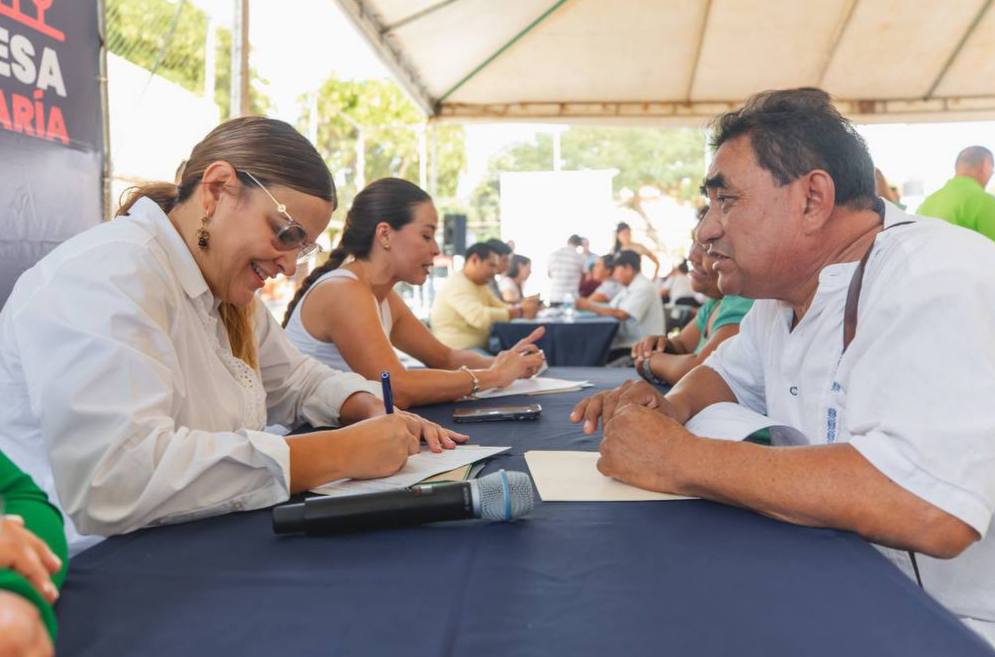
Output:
[
  {"xmin": 874, "ymin": 167, "xmax": 902, "ymax": 206},
  {"xmin": 548, "ymin": 234, "xmax": 587, "ymax": 303},
  {"xmin": 581, "ymin": 254, "xmax": 622, "ymax": 303},
  {"xmin": 576, "ymin": 250, "xmax": 664, "ymax": 361},
  {"xmin": 631, "ymin": 219, "xmax": 752, "ymax": 386},
  {"xmin": 484, "ymin": 238, "xmax": 513, "ymax": 300},
  {"xmin": 612, "ymin": 222, "xmax": 661, "ymax": 279},
  {"xmin": 580, "ymin": 237, "xmax": 598, "ymax": 270},
  {"xmin": 499, "ymin": 254, "xmax": 532, "ymax": 304},
  {"xmin": 283, "ymin": 179, "xmax": 544, "ymax": 408},
  {"xmin": 571, "ymin": 88, "xmax": 995, "ymax": 644},
  {"xmin": 578, "ymin": 260, "xmax": 600, "ymax": 298},
  {"xmin": 0, "ymin": 451, "xmax": 67, "ymax": 657},
  {"xmin": 0, "ymin": 117, "xmax": 465, "ymax": 554},
  {"xmin": 431, "ymin": 242, "xmax": 539, "ymax": 351},
  {"xmin": 917, "ymin": 145, "xmax": 995, "ymax": 241},
  {"xmin": 658, "ymin": 259, "xmax": 695, "ymax": 303}
]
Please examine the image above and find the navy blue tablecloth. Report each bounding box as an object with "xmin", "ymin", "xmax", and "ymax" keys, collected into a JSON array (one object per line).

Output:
[
  {"xmin": 56, "ymin": 368, "xmax": 992, "ymax": 657},
  {"xmin": 491, "ymin": 317, "xmax": 619, "ymax": 366}
]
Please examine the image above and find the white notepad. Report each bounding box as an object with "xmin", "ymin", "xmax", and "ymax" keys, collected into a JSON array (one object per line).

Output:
[
  {"xmin": 524, "ymin": 450, "xmax": 693, "ymax": 502},
  {"xmin": 311, "ymin": 445, "xmax": 510, "ymax": 498},
  {"xmin": 470, "ymin": 376, "xmax": 593, "ymax": 400}
]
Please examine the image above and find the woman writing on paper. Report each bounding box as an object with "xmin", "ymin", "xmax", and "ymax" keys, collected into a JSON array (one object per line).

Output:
[
  {"xmin": 282, "ymin": 178, "xmax": 546, "ymax": 409},
  {"xmin": 630, "ymin": 209, "xmax": 752, "ymax": 385},
  {"xmin": 0, "ymin": 117, "xmax": 465, "ymax": 553}
]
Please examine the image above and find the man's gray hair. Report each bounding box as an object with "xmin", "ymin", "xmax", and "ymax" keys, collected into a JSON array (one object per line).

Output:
[{"xmin": 956, "ymin": 146, "xmax": 994, "ymax": 169}]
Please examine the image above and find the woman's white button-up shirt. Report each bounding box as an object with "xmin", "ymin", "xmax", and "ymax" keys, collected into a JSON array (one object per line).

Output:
[{"xmin": 0, "ymin": 197, "xmax": 380, "ymax": 551}]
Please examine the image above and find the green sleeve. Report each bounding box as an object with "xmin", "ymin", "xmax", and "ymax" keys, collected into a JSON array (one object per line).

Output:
[
  {"xmin": 0, "ymin": 452, "xmax": 67, "ymax": 639},
  {"xmin": 695, "ymin": 299, "xmax": 717, "ymax": 334},
  {"xmin": 711, "ymin": 296, "xmax": 754, "ymax": 332}
]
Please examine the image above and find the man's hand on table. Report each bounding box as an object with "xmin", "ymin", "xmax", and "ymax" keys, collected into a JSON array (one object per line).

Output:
[
  {"xmin": 597, "ymin": 404, "xmax": 694, "ymax": 494},
  {"xmin": 569, "ymin": 380, "xmax": 686, "ymax": 434}
]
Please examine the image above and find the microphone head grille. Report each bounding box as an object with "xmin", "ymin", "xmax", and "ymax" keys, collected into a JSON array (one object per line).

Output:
[{"xmin": 476, "ymin": 470, "xmax": 535, "ymax": 521}]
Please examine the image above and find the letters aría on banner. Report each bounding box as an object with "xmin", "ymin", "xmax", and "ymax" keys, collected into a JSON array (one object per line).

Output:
[{"xmin": 0, "ymin": 0, "xmax": 69, "ymax": 144}]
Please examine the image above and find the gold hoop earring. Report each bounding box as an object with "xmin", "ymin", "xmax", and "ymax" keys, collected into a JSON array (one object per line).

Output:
[{"xmin": 196, "ymin": 215, "xmax": 211, "ymax": 250}]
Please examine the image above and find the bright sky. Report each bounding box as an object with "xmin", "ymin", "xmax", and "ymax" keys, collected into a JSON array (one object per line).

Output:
[{"xmin": 187, "ymin": 0, "xmax": 995, "ymax": 206}]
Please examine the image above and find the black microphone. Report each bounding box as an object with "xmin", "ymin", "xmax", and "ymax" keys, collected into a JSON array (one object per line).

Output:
[{"xmin": 272, "ymin": 470, "xmax": 535, "ymax": 535}]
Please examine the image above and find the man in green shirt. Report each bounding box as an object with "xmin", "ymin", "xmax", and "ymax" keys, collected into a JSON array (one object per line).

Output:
[{"xmin": 917, "ymin": 145, "xmax": 995, "ymax": 241}]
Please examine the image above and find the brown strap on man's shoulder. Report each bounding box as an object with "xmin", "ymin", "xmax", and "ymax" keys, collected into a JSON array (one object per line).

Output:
[{"xmin": 842, "ymin": 220, "xmax": 915, "ymax": 353}]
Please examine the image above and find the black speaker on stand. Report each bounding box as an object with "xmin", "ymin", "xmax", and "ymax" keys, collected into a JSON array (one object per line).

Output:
[{"xmin": 443, "ymin": 214, "xmax": 467, "ymax": 257}]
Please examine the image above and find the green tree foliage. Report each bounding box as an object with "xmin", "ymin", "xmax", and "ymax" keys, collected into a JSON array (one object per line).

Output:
[
  {"xmin": 469, "ymin": 127, "xmax": 705, "ymax": 233},
  {"xmin": 305, "ymin": 76, "xmax": 465, "ymax": 210},
  {"xmin": 106, "ymin": 0, "xmax": 206, "ymax": 91},
  {"xmin": 106, "ymin": 0, "xmax": 269, "ymax": 118},
  {"xmin": 563, "ymin": 127, "xmax": 705, "ymax": 200}
]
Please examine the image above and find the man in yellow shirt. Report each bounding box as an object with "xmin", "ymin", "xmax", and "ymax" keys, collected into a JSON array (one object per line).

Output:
[{"xmin": 431, "ymin": 242, "xmax": 538, "ymax": 350}]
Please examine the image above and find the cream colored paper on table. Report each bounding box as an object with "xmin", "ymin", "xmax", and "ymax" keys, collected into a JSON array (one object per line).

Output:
[
  {"xmin": 470, "ymin": 376, "xmax": 592, "ymax": 400},
  {"xmin": 524, "ymin": 450, "xmax": 693, "ymax": 502},
  {"xmin": 311, "ymin": 445, "xmax": 510, "ymax": 498}
]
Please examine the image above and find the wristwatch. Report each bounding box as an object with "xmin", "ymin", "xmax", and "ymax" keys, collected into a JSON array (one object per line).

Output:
[
  {"xmin": 459, "ymin": 365, "xmax": 481, "ymax": 398},
  {"xmin": 636, "ymin": 355, "xmax": 668, "ymax": 387}
]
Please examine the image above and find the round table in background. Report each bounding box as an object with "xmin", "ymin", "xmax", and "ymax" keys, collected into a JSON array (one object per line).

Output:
[{"xmin": 490, "ymin": 314, "xmax": 619, "ymax": 366}]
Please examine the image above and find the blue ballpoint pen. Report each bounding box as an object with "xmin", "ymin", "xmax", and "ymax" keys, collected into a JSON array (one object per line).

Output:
[{"xmin": 380, "ymin": 371, "xmax": 394, "ymax": 414}]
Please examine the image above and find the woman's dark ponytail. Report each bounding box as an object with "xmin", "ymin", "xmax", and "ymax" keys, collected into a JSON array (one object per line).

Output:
[
  {"xmin": 282, "ymin": 177, "xmax": 432, "ymax": 327},
  {"xmin": 281, "ymin": 247, "xmax": 347, "ymax": 327},
  {"xmin": 116, "ymin": 182, "xmax": 181, "ymax": 217}
]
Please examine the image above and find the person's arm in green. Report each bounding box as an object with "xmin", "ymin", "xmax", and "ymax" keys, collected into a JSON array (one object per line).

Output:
[{"xmin": 0, "ymin": 451, "xmax": 67, "ymax": 643}]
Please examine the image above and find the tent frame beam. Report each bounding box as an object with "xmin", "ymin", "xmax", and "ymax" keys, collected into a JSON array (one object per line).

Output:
[
  {"xmin": 925, "ymin": 0, "xmax": 993, "ymax": 99},
  {"xmin": 334, "ymin": 0, "xmax": 437, "ymax": 115},
  {"xmin": 684, "ymin": 0, "xmax": 713, "ymax": 100},
  {"xmin": 382, "ymin": 0, "xmax": 461, "ymax": 34},
  {"xmin": 817, "ymin": 0, "xmax": 859, "ymax": 85},
  {"xmin": 437, "ymin": 95, "xmax": 995, "ymax": 123}
]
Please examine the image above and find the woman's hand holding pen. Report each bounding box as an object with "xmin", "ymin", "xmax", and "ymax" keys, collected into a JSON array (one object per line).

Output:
[
  {"xmin": 288, "ymin": 414, "xmax": 468, "ymax": 491},
  {"xmin": 332, "ymin": 414, "xmax": 420, "ymax": 480},
  {"xmin": 396, "ymin": 411, "xmax": 469, "ymax": 453}
]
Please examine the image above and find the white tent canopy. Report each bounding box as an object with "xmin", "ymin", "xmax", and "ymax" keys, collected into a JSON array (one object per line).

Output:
[{"xmin": 336, "ymin": 0, "xmax": 995, "ymax": 124}]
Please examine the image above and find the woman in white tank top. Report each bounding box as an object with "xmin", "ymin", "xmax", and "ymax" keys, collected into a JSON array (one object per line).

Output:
[{"xmin": 283, "ymin": 178, "xmax": 546, "ymax": 408}]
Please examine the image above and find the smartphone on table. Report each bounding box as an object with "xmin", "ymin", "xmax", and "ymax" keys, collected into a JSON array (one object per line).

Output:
[{"xmin": 453, "ymin": 403, "xmax": 542, "ymax": 423}]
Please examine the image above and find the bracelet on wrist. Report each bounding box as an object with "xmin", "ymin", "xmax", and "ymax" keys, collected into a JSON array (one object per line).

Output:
[{"xmin": 459, "ymin": 365, "xmax": 480, "ymax": 398}]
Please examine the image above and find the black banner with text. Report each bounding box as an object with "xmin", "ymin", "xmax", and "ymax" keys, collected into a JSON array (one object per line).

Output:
[{"xmin": 0, "ymin": 0, "xmax": 103, "ymax": 305}]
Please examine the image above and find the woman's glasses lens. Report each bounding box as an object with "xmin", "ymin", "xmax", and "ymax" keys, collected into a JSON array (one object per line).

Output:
[{"xmin": 276, "ymin": 224, "xmax": 307, "ymax": 249}]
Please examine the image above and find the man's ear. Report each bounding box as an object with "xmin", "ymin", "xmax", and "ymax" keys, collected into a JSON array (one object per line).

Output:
[{"xmin": 800, "ymin": 169, "xmax": 836, "ymax": 235}]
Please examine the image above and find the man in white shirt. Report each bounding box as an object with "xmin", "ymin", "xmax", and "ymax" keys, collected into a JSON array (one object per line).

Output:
[
  {"xmin": 576, "ymin": 250, "xmax": 664, "ymax": 358},
  {"xmin": 570, "ymin": 88, "xmax": 995, "ymax": 643},
  {"xmin": 584, "ymin": 255, "xmax": 623, "ymax": 303},
  {"xmin": 548, "ymin": 235, "xmax": 586, "ymax": 303}
]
